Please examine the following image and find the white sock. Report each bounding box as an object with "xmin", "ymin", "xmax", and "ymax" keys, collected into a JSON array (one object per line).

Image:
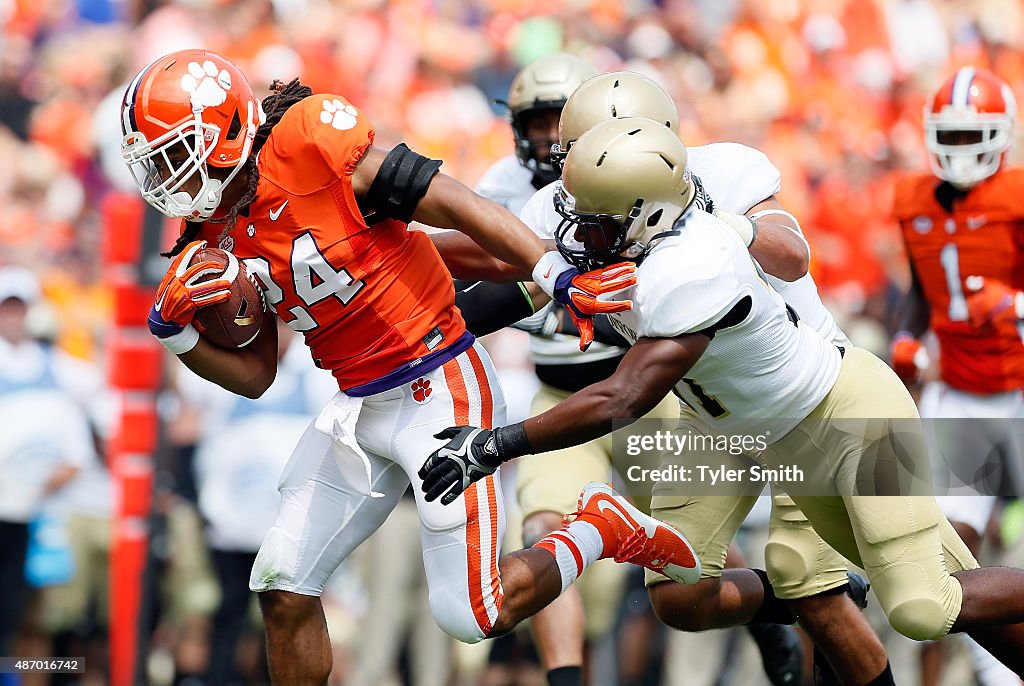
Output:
[{"xmin": 534, "ymin": 520, "xmax": 606, "ymax": 594}]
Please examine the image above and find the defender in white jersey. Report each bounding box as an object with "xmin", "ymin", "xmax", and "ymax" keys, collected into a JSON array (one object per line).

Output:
[
  {"xmin": 480, "ymin": 70, "xmax": 806, "ymax": 686},
  {"xmin": 420, "ymin": 117, "xmax": 1024, "ymax": 684},
  {"xmin": 523, "ymin": 142, "xmax": 847, "ymax": 352},
  {"xmin": 478, "ymin": 62, "xmax": 665, "ymax": 686},
  {"xmin": 519, "ymin": 74, "xmax": 885, "ymax": 683},
  {"xmin": 528, "ymin": 73, "xmax": 888, "ymax": 683}
]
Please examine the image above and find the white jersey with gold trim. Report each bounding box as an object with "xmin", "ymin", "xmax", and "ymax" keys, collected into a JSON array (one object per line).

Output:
[
  {"xmin": 606, "ymin": 209, "xmax": 843, "ymax": 441},
  {"xmin": 521, "ymin": 142, "xmax": 850, "ymax": 351}
]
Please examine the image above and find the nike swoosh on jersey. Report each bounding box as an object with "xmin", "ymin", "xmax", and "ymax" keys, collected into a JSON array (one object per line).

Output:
[{"xmin": 270, "ymin": 200, "xmax": 289, "ymax": 221}]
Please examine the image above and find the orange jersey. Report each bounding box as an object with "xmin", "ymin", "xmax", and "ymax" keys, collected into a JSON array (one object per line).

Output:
[
  {"xmin": 196, "ymin": 95, "xmax": 468, "ymax": 393},
  {"xmin": 894, "ymin": 168, "xmax": 1024, "ymax": 393}
]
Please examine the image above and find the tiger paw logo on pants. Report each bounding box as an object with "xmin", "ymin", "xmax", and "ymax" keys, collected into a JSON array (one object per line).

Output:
[{"xmin": 411, "ymin": 378, "xmax": 432, "ymax": 404}]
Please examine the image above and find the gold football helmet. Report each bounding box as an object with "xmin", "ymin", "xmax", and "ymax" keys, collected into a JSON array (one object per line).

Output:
[
  {"xmin": 550, "ymin": 71, "xmax": 678, "ymax": 173},
  {"xmin": 555, "ymin": 117, "xmax": 694, "ymax": 270},
  {"xmin": 507, "ymin": 53, "xmax": 596, "ymax": 184}
]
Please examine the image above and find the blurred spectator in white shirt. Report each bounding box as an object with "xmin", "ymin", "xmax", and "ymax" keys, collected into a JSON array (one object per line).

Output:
[{"xmin": 0, "ymin": 266, "xmax": 97, "ymax": 654}]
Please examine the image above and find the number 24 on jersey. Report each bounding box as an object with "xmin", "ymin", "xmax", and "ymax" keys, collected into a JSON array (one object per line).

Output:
[{"xmin": 243, "ymin": 231, "xmax": 364, "ymax": 332}]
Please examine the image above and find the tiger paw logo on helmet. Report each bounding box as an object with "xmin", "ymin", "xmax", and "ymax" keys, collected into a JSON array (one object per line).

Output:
[
  {"xmin": 180, "ymin": 61, "xmax": 232, "ymax": 109},
  {"xmin": 321, "ymin": 99, "xmax": 358, "ymax": 130},
  {"xmin": 411, "ymin": 378, "xmax": 432, "ymax": 404}
]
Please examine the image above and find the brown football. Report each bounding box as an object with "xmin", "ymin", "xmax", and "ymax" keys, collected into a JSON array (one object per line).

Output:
[{"xmin": 189, "ymin": 246, "xmax": 266, "ymax": 349}]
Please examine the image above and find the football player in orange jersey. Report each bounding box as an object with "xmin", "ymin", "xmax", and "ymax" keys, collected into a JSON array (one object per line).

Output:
[
  {"xmin": 892, "ymin": 66, "xmax": 1024, "ymax": 686},
  {"xmin": 122, "ymin": 49, "xmax": 702, "ymax": 685}
]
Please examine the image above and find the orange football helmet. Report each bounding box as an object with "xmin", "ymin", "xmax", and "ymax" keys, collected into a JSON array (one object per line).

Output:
[
  {"xmin": 120, "ymin": 50, "xmax": 262, "ymax": 220},
  {"xmin": 925, "ymin": 66, "xmax": 1016, "ymax": 189}
]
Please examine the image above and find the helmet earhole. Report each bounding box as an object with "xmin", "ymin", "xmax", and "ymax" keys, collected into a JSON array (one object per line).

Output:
[{"xmin": 227, "ymin": 110, "xmax": 242, "ymax": 139}]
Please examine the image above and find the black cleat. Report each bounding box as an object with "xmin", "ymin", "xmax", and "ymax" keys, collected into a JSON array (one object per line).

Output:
[{"xmin": 747, "ymin": 622, "xmax": 805, "ymax": 686}]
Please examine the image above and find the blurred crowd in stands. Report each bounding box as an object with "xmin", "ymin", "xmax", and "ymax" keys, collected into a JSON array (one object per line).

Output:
[
  {"xmin": 4, "ymin": 0, "xmax": 1024, "ymax": 684},
  {"xmin": 2, "ymin": 0, "xmax": 1024, "ymax": 356}
]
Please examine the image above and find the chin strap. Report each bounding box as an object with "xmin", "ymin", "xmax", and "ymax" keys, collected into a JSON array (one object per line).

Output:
[
  {"xmin": 197, "ymin": 100, "xmax": 259, "ymax": 220},
  {"xmin": 201, "ymin": 177, "xmax": 225, "ymax": 219},
  {"xmin": 625, "ymin": 228, "xmax": 682, "ymax": 266},
  {"xmin": 206, "ymin": 101, "xmax": 258, "ymax": 215}
]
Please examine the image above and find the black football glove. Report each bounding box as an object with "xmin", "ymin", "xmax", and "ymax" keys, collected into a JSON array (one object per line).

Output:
[
  {"xmin": 691, "ymin": 173, "xmax": 715, "ymax": 213},
  {"xmin": 419, "ymin": 427, "xmax": 504, "ymax": 505}
]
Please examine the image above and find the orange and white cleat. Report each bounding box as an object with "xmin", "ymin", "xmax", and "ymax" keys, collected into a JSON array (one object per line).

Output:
[{"xmin": 571, "ymin": 482, "xmax": 701, "ymax": 584}]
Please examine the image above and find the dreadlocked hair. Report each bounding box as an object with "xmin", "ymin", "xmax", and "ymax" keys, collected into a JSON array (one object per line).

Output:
[{"xmin": 163, "ymin": 78, "xmax": 314, "ymax": 257}]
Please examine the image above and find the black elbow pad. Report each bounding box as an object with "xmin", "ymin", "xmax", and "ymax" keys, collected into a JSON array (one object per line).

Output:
[{"xmin": 363, "ymin": 143, "xmax": 442, "ymax": 224}]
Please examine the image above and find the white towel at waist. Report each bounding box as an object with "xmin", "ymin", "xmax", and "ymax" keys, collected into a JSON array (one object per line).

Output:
[{"xmin": 313, "ymin": 392, "xmax": 385, "ymax": 499}]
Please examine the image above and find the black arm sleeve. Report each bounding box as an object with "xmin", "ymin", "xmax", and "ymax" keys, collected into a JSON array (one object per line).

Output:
[
  {"xmin": 454, "ymin": 280, "xmax": 535, "ymax": 337},
  {"xmin": 363, "ymin": 143, "xmax": 442, "ymax": 224}
]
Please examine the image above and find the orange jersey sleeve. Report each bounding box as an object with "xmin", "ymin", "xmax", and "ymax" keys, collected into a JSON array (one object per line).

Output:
[
  {"xmin": 199, "ymin": 94, "xmax": 468, "ymax": 393},
  {"xmin": 895, "ymin": 168, "xmax": 1024, "ymax": 393},
  {"xmin": 258, "ymin": 94, "xmax": 374, "ymax": 195}
]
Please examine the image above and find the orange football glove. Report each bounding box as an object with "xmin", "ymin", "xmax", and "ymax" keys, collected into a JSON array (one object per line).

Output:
[
  {"xmin": 965, "ymin": 276, "xmax": 1024, "ymax": 329},
  {"xmin": 150, "ymin": 241, "xmax": 232, "ymax": 333},
  {"xmin": 555, "ymin": 262, "xmax": 638, "ymax": 351},
  {"xmin": 889, "ymin": 332, "xmax": 928, "ymax": 385}
]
